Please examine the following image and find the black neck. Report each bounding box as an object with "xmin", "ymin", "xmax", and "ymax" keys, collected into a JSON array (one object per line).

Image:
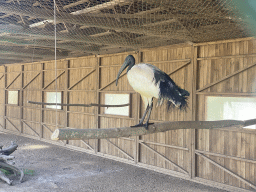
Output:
[{"xmin": 127, "ymin": 63, "xmax": 135, "ymax": 72}]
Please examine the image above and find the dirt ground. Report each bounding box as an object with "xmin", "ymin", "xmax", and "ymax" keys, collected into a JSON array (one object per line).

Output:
[{"xmin": 0, "ymin": 132, "xmax": 236, "ymax": 192}]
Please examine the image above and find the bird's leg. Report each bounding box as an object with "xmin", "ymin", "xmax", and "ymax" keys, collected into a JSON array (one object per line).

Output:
[
  {"xmin": 139, "ymin": 104, "xmax": 149, "ymax": 125},
  {"xmin": 131, "ymin": 99, "xmax": 154, "ymax": 129},
  {"xmin": 144, "ymin": 100, "xmax": 154, "ymax": 129},
  {"xmin": 131, "ymin": 105, "xmax": 149, "ymax": 127}
]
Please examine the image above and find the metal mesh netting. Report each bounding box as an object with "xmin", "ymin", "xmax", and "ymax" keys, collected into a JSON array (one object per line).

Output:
[{"xmin": 0, "ymin": 0, "xmax": 252, "ymax": 64}]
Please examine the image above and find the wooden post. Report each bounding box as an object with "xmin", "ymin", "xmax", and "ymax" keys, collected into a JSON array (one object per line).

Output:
[
  {"xmin": 4, "ymin": 66, "xmax": 7, "ymax": 129},
  {"xmin": 135, "ymin": 51, "xmax": 142, "ymax": 164},
  {"xmin": 65, "ymin": 60, "xmax": 70, "ymax": 145},
  {"xmin": 40, "ymin": 63, "xmax": 44, "ymax": 138},
  {"xmin": 20, "ymin": 65, "xmax": 24, "ymax": 133},
  {"xmin": 95, "ymin": 55, "xmax": 100, "ymax": 153},
  {"xmin": 51, "ymin": 119, "xmax": 256, "ymax": 140},
  {"xmin": 190, "ymin": 45, "xmax": 198, "ymax": 178}
]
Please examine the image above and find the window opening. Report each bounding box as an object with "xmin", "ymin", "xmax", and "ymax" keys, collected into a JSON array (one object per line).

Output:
[
  {"xmin": 45, "ymin": 92, "xmax": 62, "ymax": 110},
  {"xmin": 8, "ymin": 91, "xmax": 19, "ymax": 105},
  {"xmin": 104, "ymin": 94, "xmax": 130, "ymax": 116},
  {"xmin": 206, "ymin": 96, "xmax": 256, "ymax": 129}
]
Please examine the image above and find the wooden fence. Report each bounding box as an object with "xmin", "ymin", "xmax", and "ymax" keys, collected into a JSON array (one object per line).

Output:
[{"xmin": 0, "ymin": 37, "xmax": 255, "ymax": 191}]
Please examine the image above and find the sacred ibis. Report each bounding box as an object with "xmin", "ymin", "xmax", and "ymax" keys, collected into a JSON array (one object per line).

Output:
[{"xmin": 116, "ymin": 55, "xmax": 190, "ymax": 129}]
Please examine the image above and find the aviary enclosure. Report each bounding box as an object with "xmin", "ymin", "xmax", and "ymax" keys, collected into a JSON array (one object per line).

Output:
[{"xmin": 0, "ymin": 0, "xmax": 256, "ymax": 191}]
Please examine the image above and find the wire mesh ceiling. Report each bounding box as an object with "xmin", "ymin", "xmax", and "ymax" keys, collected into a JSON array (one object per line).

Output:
[{"xmin": 0, "ymin": 0, "xmax": 252, "ymax": 64}]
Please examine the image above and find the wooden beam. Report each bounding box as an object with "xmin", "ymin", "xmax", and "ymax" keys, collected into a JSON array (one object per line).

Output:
[
  {"xmin": 133, "ymin": 7, "xmax": 162, "ymax": 16},
  {"xmin": 196, "ymin": 152, "xmax": 256, "ymax": 190},
  {"xmin": 90, "ymin": 31, "xmax": 113, "ymax": 38},
  {"xmin": 196, "ymin": 92, "xmax": 256, "ymax": 96},
  {"xmin": 80, "ymin": 140, "xmax": 94, "ymax": 151},
  {"xmin": 5, "ymin": 73, "xmax": 21, "ymax": 89},
  {"xmin": 29, "ymin": 20, "xmax": 54, "ymax": 28},
  {"xmin": 43, "ymin": 71, "xmax": 65, "ymax": 90},
  {"xmin": 64, "ymin": 0, "xmax": 90, "ymax": 9},
  {"xmin": 42, "ymin": 124, "xmax": 53, "ymax": 133},
  {"xmin": 190, "ymin": 45, "xmax": 197, "ymax": 179},
  {"xmin": 21, "ymin": 120, "xmax": 40, "ymax": 137},
  {"xmin": 20, "ymin": 65, "xmax": 24, "ymax": 133},
  {"xmin": 167, "ymin": 60, "xmax": 191, "ymax": 76},
  {"xmin": 196, "ymin": 62, "xmax": 256, "ymax": 92},
  {"xmin": 99, "ymin": 72, "xmax": 127, "ymax": 91},
  {"xmin": 143, "ymin": 19, "xmax": 176, "ymax": 27},
  {"xmin": 28, "ymin": 100, "xmax": 129, "ymax": 107},
  {"xmin": 4, "ymin": 66, "xmax": 7, "ymax": 130},
  {"xmin": 40, "ymin": 63, "xmax": 44, "ymax": 138},
  {"xmin": 105, "ymin": 139, "xmax": 134, "ymax": 160},
  {"xmin": 0, "ymin": 52, "xmax": 43, "ymax": 60},
  {"xmin": 140, "ymin": 142, "xmax": 188, "ymax": 175},
  {"xmin": 0, "ymin": 4, "xmax": 186, "ymax": 42},
  {"xmin": 5, "ymin": 118, "xmax": 20, "ymax": 132},
  {"xmin": 138, "ymin": 140, "xmax": 189, "ymax": 151},
  {"xmin": 195, "ymin": 149, "xmax": 256, "ymax": 164},
  {"xmin": 197, "ymin": 53, "xmax": 256, "ymax": 61},
  {"xmin": 51, "ymin": 119, "xmax": 256, "ymax": 140},
  {"xmin": 22, "ymin": 72, "xmax": 41, "ymax": 89},
  {"xmin": 0, "ymin": 2, "xmax": 187, "ymax": 40},
  {"xmin": 95, "ymin": 56, "xmax": 100, "ymax": 154},
  {"xmin": 71, "ymin": 0, "xmax": 132, "ymax": 15},
  {"xmin": 0, "ymin": 14, "xmax": 11, "ymax": 18},
  {"xmin": 0, "ymin": 36, "xmax": 95, "ymax": 54},
  {"xmin": 193, "ymin": 37, "xmax": 255, "ymax": 46},
  {"xmin": 0, "ymin": 74, "xmax": 5, "ymax": 81},
  {"xmin": 146, "ymin": 58, "xmax": 191, "ymax": 64},
  {"xmin": 68, "ymin": 69, "xmax": 96, "ymax": 90}
]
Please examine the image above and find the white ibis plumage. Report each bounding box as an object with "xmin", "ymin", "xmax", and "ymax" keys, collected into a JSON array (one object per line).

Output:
[{"xmin": 116, "ymin": 55, "xmax": 190, "ymax": 129}]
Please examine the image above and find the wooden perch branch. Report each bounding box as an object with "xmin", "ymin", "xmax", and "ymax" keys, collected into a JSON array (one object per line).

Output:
[
  {"xmin": 0, "ymin": 170, "xmax": 12, "ymax": 185},
  {"xmin": 28, "ymin": 101, "xmax": 130, "ymax": 107},
  {"xmin": 51, "ymin": 119, "xmax": 256, "ymax": 140},
  {"xmin": 0, "ymin": 142, "xmax": 23, "ymax": 184}
]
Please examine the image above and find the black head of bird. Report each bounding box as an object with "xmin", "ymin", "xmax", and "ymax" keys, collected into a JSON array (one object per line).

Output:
[{"xmin": 116, "ymin": 55, "xmax": 135, "ymax": 86}]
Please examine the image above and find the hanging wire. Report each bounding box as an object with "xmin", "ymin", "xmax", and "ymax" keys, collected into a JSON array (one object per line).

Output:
[{"xmin": 53, "ymin": 0, "xmax": 58, "ymax": 129}]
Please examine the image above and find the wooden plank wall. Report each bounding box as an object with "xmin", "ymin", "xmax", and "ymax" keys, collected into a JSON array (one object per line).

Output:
[
  {"xmin": 195, "ymin": 38, "xmax": 256, "ymax": 190},
  {"xmin": 0, "ymin": 37, "xmax": 255, "ymax": 190},
  {"xmin": 0, "ymin": 65, "xmax": 5, "ymax": 129},
  {"xmin": 98, "ymin": 53, "xmax": 137, "ymax": 160},
  {"xmin": 139, "ymin": 46, "xmax": 193, "ymax": 175}
]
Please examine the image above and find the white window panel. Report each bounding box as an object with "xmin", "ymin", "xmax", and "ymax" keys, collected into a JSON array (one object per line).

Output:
[
  {"xmin": 8, "ymin": 91, "xmax": 19, "ymax": 105},
  {"xmin": 105, "ymin": 94, "xmax": 130, "ymax": 116},
  {"xmin": 206, "ymin": 96, "xmax": 256, "ymax": 129},
  {"xmin": 46, "ymin": 92, "xmax": 62, "ymax": 109}
]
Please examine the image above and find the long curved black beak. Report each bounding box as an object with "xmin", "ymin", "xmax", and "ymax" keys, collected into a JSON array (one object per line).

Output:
[{"xmin": 116, "ymin": 61, "xmax": 129, "ymax": 86}]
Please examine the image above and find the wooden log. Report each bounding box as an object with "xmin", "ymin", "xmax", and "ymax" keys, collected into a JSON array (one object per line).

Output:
[
  {"xmin": 0, "ymin": 142, "xmax": 18, "ymax": 156},
  {"xmin": 0, "ymin": 170, "xmax": 12, "ymax": 185},
  {"xmin": 0, "ymin": 155, "xmax": 14, "ymax": 162},
  {"xmin": 0, "ymin": 161, "xmax": 24, "ymax": 183},
  {"xmin": 51, "ymin": 119, "xmax": 256, "ymax": 140}
]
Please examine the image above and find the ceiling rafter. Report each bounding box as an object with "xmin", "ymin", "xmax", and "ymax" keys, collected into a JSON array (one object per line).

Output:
[
  {"xmin": 71, "ymin": 0, "xmax": 132, "ymax": 15},
  {"xmin": 63, "ymin": 0, "xmax": 90, "ymax": 10},
  {"xmin": 0, "ymin": 0, "xmax": 251, "ymax": 64}
]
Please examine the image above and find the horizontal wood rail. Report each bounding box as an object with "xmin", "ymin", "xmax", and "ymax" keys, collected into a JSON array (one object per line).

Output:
[
  {"xmin": 195, "ymin": 149, "xmax": 256, "ymax": 164},
  {"xmin": 28, "ymin": 101, "xmax": 130, "ymax": 107},
  {"xmin": 51, "ymin": 119, "xmax": 256, "ymax": 140}
]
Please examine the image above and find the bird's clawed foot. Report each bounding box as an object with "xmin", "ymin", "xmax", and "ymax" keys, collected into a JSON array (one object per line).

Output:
[{"xmin": 131, "ymin": 122, "xmax": 154, "ymax": 130}]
